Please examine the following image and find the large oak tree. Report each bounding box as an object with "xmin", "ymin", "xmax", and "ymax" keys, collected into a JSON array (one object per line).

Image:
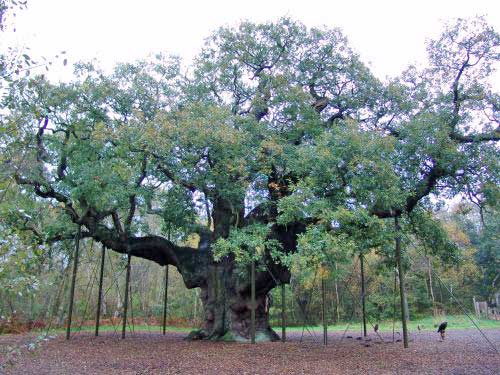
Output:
[{"xmin": 2, "ymin": 17, "xmax": 498, "ymax": 341}]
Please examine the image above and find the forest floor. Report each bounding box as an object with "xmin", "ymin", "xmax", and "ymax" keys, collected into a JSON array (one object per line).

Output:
[{"xmin": 0, "ymin": 328, "xmax": 499, "ymax": 374}]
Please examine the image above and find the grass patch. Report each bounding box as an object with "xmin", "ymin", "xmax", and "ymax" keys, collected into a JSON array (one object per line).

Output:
[
  {"xmin": 272, "ymin": 315, "xmax": 500, "ymax": 333},
  {"xmin": 40, "ymin": 324, "xmax": 193, "ymax": 335},
  {"xmin": 9, "ymin": 315, "xmax": 500, "ymax": 337}
]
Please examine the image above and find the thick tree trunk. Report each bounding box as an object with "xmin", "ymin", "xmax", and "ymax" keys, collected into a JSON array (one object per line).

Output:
[
  {"xmin": 181, "ymin": 199, "xmax": 299, "ymax": 342},
  {"xmin": 189, "ymin": 259, "xmax": 281, "ymax": 342}
]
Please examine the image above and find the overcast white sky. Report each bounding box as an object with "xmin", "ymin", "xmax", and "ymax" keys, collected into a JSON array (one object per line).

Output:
[{"xmin": 3, "ymin": 0, "xmax": 500, "ymax": 82}]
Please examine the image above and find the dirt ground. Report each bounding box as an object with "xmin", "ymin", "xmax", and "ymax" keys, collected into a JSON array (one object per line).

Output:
[{"xmin": 1, "ymin": 329, "xmax": 499, "ymax": 374}]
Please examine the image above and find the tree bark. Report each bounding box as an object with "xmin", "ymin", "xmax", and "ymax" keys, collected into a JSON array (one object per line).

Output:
[
  {"xmin": 188, "ymin": 257, "xmax": 284, "ymax": 342},
  {"xmin": 181, "ymin": 204, "xmax": 302, "ymax": 342}
]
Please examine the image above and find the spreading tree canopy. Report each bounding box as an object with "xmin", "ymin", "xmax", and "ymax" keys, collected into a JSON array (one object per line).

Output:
[{"xmin": 1, "ymin": 17, "xmax": 498, "ymax": 341}]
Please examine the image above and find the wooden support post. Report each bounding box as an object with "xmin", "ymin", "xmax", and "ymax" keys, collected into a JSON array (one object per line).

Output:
[
  {"xmin": 121, "ymin": 250, "xmax": 131, "ymax": 339},
  {"xmin": 360, "ymin": 253, "xmax": 367, "ymax": 337},
  {"xmin": 95, "ymin": 244, "xmax": 106, "ymax": 337},
  {"xmin": 428, "ymin": 257, "xmax": 436, "ymax": 316},
  {"xmin": 395, "ymin": 216, "xmax": 409, "ymax": 348},
  {"xmin": 392, "ymin": 268, "xmax": 397, "ymax": 343},
  {"xmin": 281, "ymin": 283, "xmax": 286, "ymax": 342},
  {"xmin": 66, "ymin": 226, "xmax": 81, "ymax": 340},
  {"xmin": 163, "ymin": 226, "xmax": 171, "ymax": 335},
  {"xmin": 129, "ymin": 280, "xmax": 135, "ymax": 334},
  {"xmin": 321, "ymin": 277, "xmax": 327, "ymax": 346},
  {"xmin": 334, "ymin": 263, "xmax": 340, "ymax": 324},
  {"xmin": 251, "ymin": 260, "xmax": 256, "ymax": 344},
  {"xmin": 162, "ymin": 265, "xmax": 169, "ymax": 335}
]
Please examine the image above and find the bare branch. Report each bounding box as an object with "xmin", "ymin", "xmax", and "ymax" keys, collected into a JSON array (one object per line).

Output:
[
  {"xmin": 450, "ymin": 128, "xmax": 500, "ymax": 143},
  {"xmin": 124, "ymin": 154, "xmax": 148, "ymax": 233},
  {"xmin": 156, "ymin": 163, "xmax": 197, "ymax": 192},
  {"xmin": 36, "ymin": 116, "xmax": 49, "ymax": 163},
  {"xmin": 56, "ymin": 130, "xmax": 70, "ymax": 180},
  {"xmin": 14, "ymin": 174, "xmax": 81, "ymax": 222}
]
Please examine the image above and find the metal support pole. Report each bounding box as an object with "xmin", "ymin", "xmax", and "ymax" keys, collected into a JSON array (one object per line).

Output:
[
  {"xmin": 66, "ymin": 226, "xmax": 81, "ymax": 340},
  {"xmin": 321, "ymin": 277, "xmax": 327, "ymax": 346},
  {"xmin": 162, "ymin": 265, "xmax": 169, "ymax": 335},
  {"xmin": 395, "ymin": 216, "xmax": 409, "ymax": 348},
  {"xmin": 281, "ymin": 283, "xmax": 286, "ymax": 342},
  {"xmin": 251, "ymin": 260, "xmax": 256, "ymax": 344},
  {"xmin": 360, "ymin": 253, "xmax": 367, "ymax": 337},
  {"xmin": 95, "ymin": 244, "xmax": 106, "ymax": 336},
  {"xmin": 121, "ymin": 250, "xmax": 131, "ymax": 339}
]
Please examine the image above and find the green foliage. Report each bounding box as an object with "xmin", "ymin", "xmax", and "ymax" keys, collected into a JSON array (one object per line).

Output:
[
  {"xmin": 452, "ymin": 205, "xmax": 500, "ymax": 299},
  {"xmin": 409, "ymin": 209, "xmax": 460, "ymax": 264},
  {"xmin": 475, "ymin": 223, "xmax": 499, "ymax": 299},
  {"xmin": 213, "ymin": 224, "xmax": 282, "ymax": 265},
  {"xmin": 297, "ymin": 226, "xmax": 352, "ymax": 264}
]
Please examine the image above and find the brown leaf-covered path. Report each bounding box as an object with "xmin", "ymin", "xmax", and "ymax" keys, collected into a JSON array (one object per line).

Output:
[{"xmin": 1, "ymin": 329, "xmax": 499, "ymax": 374}]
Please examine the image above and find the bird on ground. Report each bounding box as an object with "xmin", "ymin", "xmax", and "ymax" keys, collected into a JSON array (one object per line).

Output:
[
  {"xmin": 437, "ymin": 321, "xmax": 448, "ymax": 341},
  {"xmin": 374, "ymin": 324, "xmax": 379, "ymax": 333}
]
